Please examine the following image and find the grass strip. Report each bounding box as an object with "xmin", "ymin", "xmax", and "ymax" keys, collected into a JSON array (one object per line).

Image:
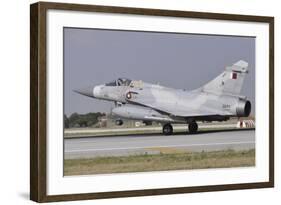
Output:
[{"xmin": 64, "ymin": 149, "xmax": 255, "ymax": 176}]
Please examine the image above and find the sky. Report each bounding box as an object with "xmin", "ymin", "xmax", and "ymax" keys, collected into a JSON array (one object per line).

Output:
[{"xmin": 64, "ymin": 28, "xmax": 255, "ymax": 116}]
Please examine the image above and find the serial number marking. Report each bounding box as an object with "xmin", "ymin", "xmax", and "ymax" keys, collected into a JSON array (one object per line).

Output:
[{"xmin": 222, "ymin": 104, "xmax": 231, "ymax": 109}]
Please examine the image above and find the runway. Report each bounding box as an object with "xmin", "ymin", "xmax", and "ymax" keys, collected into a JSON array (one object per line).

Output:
[{"xmin": 64, "ymin": 129, "xmax": 255, "ymax": 159}]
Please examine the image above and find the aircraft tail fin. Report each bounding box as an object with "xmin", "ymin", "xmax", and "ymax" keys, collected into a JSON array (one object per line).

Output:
[{"xmin": 202, "ymin": 60, "xmax": 249, "ymax": 95}]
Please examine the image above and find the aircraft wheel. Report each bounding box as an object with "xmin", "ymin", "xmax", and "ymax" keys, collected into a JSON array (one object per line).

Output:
[
  {"xmin": 163, "ymin": 123, "xmax": 173, "ymax": 135},
  {"xmin": 115, "ymin": 119, "xmax": 123, "ymax": 126},
  {"xmin": 188, "ymin": 122, "xmax": 198, "ymax": 134}
]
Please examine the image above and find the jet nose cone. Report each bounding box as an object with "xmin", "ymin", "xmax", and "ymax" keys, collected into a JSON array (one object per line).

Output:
[{"xmin": 73, "ymin": 86, "xmax": 95, "ymax": 98}]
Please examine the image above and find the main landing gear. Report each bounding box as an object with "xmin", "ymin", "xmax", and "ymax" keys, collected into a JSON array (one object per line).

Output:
[
  {"xmin": 162, "ymin": 121, "xmax": 198, "ymax": 135},
  {"xmin": 162, "ymin": 123, "xmax": 173, "ymax": 135},
  {"xmin": 188, "ymin": 121, "xmax": 198, "ymax": 134}
]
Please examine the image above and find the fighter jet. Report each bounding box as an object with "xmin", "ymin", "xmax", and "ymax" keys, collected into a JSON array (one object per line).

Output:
[{"xmin": 74, "ymin": 60, "xmax": 251, "ymax": 135}]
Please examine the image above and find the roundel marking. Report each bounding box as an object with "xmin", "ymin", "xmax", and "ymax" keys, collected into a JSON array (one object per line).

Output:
[{"xmin": 126, "ymin": 92, "xmax": 132, "ymax": 99}]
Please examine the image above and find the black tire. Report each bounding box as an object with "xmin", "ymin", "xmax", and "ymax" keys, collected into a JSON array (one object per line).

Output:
[
  {"xmin": 115, "ymin": 119, "xmax": 123, "ymax": 126},
  {"xmin": 162, "ymin": 123, "xmax": 173, "ymax": 135},
  {"xmin": 188, "ymin": 122, "xmax": 198, "ymax": 134}
]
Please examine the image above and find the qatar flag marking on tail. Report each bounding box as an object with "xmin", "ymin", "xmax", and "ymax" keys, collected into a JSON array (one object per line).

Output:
[{"xmin": 231, "ymin": 72, "xmax": 237, "ymax": 79}]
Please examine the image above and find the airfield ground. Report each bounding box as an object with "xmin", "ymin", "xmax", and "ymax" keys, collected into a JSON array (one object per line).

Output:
[
  {"xmin": 64, "ymin": 149, "xmax": 255, "ymax": 176},
  {"xmin": 64, "ymin": 121, "xmax": 250, "ymax": 138},
  {"xmin": 63, "ymin": 123, "xmax": 255, "ymax": 176}
]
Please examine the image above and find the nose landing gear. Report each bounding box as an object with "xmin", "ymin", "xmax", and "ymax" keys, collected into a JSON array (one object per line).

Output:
[{"xmin": 115, "ymin": 119, "xmax": 123, "ymax": 126}]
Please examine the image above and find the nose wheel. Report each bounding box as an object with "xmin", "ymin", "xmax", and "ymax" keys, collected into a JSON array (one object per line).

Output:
[
  {"xmin": 188, "ymin": 121, "xmax": 198, "ymax": 134},
  {"xmin": 115, "ymin": 119, "xmax": 123, "ymax": 126},
  {"xmin": 162, "ymin": 123, "xmax": 173, "ymax": 135}
]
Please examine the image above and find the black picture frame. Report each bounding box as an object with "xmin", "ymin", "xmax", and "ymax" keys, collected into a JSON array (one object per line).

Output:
[{"xmin": 30, "ymin": 1, "xmax": 274, "ymax": 202}]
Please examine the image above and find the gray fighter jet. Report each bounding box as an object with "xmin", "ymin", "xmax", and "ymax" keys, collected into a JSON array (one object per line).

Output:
[{"xmin": 74, "ymin": 60, "xmax": 251, "ymax": 135}]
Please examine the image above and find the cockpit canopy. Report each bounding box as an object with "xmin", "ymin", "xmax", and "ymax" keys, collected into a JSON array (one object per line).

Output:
[{"xmin": 105, "ymin": 78, "xmax": 132, "ymax": 86}]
